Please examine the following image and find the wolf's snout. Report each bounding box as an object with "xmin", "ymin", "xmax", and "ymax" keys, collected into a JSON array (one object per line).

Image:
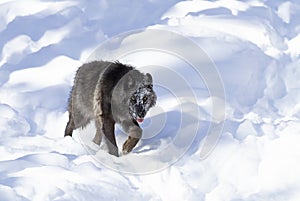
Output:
[{"xmin": 137, "ymin": 105, "xmax": 145, "ymax": 117}]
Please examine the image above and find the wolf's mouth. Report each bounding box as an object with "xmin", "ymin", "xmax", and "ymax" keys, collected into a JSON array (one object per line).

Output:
[
  {"xmin": 130, "ymin": 112, "xmax": 144, "ymax": 123},
  {"xmin": 136, "ymin": 118, "xmax": 144, "ymax": 123}
]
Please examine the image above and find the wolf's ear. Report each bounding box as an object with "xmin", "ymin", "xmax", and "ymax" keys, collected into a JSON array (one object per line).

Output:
[{"xmin": 144, "ymin": 73, "xmax": 153, "ymax": 85}]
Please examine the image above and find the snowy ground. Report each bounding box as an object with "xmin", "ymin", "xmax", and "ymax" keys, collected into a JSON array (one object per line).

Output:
[{"xmin": 1, "ymin": 0, "xmax": 300, "ymax": 200}]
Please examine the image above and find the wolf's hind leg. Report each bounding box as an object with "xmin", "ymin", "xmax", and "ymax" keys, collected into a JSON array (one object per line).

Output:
[
  {"xmin": 93, "ymin": 120, "xmax": 103, "ymax": 145},
  {"xmin": 64, "ymin": 112, "xmax": 75, "ymax": 137}
]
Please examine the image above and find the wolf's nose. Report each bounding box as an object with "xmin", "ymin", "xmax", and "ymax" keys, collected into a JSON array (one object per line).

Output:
[
  {"xmin": 137, "ymin": 108, "xmax": 145, "ymax": 117},
  {"xmin": 138, "ymin": 111, "xmax": 144, "ymax": 117}
]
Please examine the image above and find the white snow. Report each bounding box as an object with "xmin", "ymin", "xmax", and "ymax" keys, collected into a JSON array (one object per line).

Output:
[{"xmin": 0, "ymin": 0, "xmax": 300, "ymax": 201}]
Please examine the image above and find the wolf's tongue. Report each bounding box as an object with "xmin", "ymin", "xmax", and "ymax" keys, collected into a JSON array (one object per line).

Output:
[{"xmin": 137, "ymin": 118, "xmax": 144, "ymax": 123}]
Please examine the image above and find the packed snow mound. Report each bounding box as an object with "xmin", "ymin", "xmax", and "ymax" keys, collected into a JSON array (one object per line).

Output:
[{"xmin": 0, "ymin": 0, "xmax": 300, "ymax": 201}]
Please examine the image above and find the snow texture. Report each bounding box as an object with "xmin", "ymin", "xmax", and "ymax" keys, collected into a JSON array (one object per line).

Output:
[{"xmin": 1, "ymin": 0, "xmax": 300, "ymax": 200}]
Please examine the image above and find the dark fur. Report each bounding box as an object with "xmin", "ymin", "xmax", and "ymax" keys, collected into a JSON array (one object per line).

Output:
[{"xmin": 65, "ymin": 61, "xmax": 156, "ymax": 156}]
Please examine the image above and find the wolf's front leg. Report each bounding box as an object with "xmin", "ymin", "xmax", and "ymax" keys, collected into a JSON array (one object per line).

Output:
[
  {"xmin": 97, "ymin": 116, "xmax": 119, "ymax": 157},
  {"xmin": 122, "ymin": 121, "xmax": 142, "ymax": 154}
]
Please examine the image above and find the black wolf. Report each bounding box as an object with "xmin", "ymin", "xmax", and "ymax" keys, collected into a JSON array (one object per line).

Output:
[{"xmin": 64, "ymin": 61, "xmax": 156, "ymax": 157}]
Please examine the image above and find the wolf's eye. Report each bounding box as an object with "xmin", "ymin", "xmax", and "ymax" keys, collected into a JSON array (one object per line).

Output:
[
  {"xmin": 131, "ymin": 96, "xmax": 136, "ymax": 101},
  {"xmin": 143, "ymin": 96, "xmax": 148, "ymax": 102}
]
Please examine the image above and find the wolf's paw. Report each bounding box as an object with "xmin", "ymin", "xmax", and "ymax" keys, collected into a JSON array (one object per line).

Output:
[{"xmin": 122, "ymin": 139, "xmax": 134, "ymax": 155}]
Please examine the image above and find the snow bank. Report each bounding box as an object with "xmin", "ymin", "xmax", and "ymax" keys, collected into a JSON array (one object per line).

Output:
[{"xmin": 0, "ymin": 0, "xmax": 300, "ymax": 200}]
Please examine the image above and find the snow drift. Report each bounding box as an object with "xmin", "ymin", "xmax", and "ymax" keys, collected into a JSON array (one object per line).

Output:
[{"xmin": 0, "ymin": 0, "xmax": 300, "ymax": 200}]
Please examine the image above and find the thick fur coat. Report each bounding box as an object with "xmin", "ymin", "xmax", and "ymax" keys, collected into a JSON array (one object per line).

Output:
[{"xmin": 65, "ymin": 61, "xmax": 156, "ymax": 156}]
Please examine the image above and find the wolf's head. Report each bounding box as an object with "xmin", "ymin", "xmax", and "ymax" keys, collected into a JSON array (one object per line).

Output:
[
  {"xmin": 111, "ymin": 67, "xmax": 157, "ymax": 123},
  {"xmin": 128, "ymin": 73, "xmax": 156, "ymax": 123}
]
